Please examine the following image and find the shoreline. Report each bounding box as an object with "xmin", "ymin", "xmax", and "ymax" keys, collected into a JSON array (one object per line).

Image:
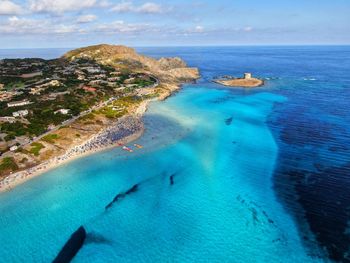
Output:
[{"xmin": 0, "ymin": 100, "xmax": 151, "ymax": 193}]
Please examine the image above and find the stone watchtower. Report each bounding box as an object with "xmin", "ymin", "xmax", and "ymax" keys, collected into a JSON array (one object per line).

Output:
[{"xmin": 244, "ymin": 73, "xmax": 252, "ymax": 79}]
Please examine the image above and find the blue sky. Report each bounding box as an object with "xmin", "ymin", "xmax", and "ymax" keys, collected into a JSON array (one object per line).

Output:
[{"xmin": 0, "ymin": 0, "xmax": 349, "ymax": 48}]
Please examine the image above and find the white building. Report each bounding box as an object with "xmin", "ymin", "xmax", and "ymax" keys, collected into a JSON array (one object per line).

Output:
[
  {"xmin": 7, "ymin": 100, "xmax": 31, "ymax": 108},
  {"xmin": 12, "ymin": 109, "xmax": 29, "ymax": 117},
  {"xmin": 54, "ymin": 109, "xmax": 70, "ymax": 115},
  {"xmin": 107, "ymin": 77, "xmax": 121, "ymax": 82},
  {"xmin": 10, "ymin": 145, "xmax": 18, "ymax": 151},
  {"xmin": 84, "ymin": 67, "xmax": 101, "ymax": 73},
  {"xmin": 110, "ymin": 71, "xmax": 121, "ymax": 76},
  {"xmin": 244, "ymin": 73, "xmax": 252, "ymax": 79},
  {"xmin": 77, "ymin": 75, "xmax": 86, "ymax": 81},
  {"xmin": 0, "ymin": 116, "xmax": 16, "ymax": 123}
]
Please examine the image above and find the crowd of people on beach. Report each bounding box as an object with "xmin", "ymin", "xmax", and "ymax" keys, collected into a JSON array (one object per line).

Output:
[{"xmin": 0, "ymin": 116, "xmax": 143, "ymax": 191}]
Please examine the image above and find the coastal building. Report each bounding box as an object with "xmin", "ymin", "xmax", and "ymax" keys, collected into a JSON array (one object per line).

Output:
[
  {"xmin": 10, "ymin": 145, "xmax": 18, "ymax": 151},
  {"xmin": 115, "ymin": 86, "xmax": 126, "ymax": 91},
  {"xmin": 20, "ymin": 71, "xmax": 42, "ymax": 78},
  {"xmin": 77, "ymin": 75, "xmax": 86, "ymax": 81},
  {"xmin": 46, "ymin": 80, "xmax": 61, "ymax": 87},
  {"xmin": 82, "ymin": 86, "xmax": 97, "ymax": 92},
  {"xmin": 92, "ymin": 74, "xmax": 107, "ymax": 79},
  {"xmin": 124, "ymin": 78, "xmax": 135, "ymax": 84},
  {"xmin": 0, "ymin": 116, "xmax": 16, "ymax": 123},
  {"xmin": 7, "ymin": 100, "xmax": 31, "ymax": 108},
  {"xmin": 30, "ymin": 87, "xmax": 44, "ymax": 95},
  {"xmin": 110, "ymin": 71, "xmax": 122, "ymax": 76},
  {"xmin": 88, "ymin": 80, "xmax": 108, "ymax": 86},
  {"xmin": 83, "ymin": 67, "xmax": 102, "ymax": 74},
  {"xmin": 107, "ymin": 82, "xmax": 118, "ymax": 87},
  {"xmin": 34, "ymin": 80, "xmax": 61, "ymax": 90},
  {"xmin": 54, "ymin": 109, "xmax": 70, "ymax": 115},
  {"xmin": 12, "ymin": 110, "xmax": 29, "ymax": 117},
  {"xmin": 0, "ymin": 91, "xmax": 23, "ymax": 102},
  {"xmin": 107, "ymin": 77, "xmax": 121, "ymax": 82},
  {"xmin": 0, "ymin": 92, "xmax": 12, "ymax": 102},
  {"xmin": 244, "ymin": 73, "xmax": 252, "ymax": 79}
]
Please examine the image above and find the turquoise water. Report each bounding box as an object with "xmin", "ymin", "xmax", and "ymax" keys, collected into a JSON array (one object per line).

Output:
[
  {"xmin": 1, "ymin": 46, "xmax": 350, "ymax": 262},
  {"xmin": 0, "ymin": 87, "xmax": 320, "ymax": 262}
]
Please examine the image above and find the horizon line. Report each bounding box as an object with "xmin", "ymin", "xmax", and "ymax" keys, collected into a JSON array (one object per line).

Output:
[{"xmin": 0, "ymin": 44, "xmax": 350, "ymax": 50}]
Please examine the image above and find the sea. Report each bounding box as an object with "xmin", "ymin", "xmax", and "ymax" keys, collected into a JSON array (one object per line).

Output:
[{"xmin": 0, "ymin": 46, "xmax": 349, "ymax": 263}]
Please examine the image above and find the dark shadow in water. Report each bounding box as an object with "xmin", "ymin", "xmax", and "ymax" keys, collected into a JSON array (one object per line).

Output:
[
  {"xmin": 53, "ymin": 226, "xmax": 86, "ymax": 263},
  {"xmin": 54, "ymin": 167, "xmax": 187, "ymax": 261},
  {"xmin": 105, "ymin": 184, "xmax": 138, "ymax": 210},
  {"xmin": 169, "ymin": 174, "xmax": 175, "ymax": 185},
  {"xmin": 85, "ymin": 231, "xmax": 112, "ymax": 245},
  {"xmin": 225, "ymin": 117, "xmax": 233, "ymax": 125}
]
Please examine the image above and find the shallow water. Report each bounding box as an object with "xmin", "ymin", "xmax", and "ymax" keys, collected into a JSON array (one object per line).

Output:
[{"xmin": 1, "ymin": 46, "xmax": 350, "ymax": 262}]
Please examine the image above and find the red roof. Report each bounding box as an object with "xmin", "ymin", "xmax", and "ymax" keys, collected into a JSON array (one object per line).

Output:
[{"xmin": 82, "ymin": 86, "xmax": 96, "ymax": 92}]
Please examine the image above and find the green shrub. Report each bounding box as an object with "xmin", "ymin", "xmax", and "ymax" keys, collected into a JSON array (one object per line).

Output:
[
  {"xmin": 29, "ymin": 142, "xmax": 45, "ymax": 156},
  {"xmin": 0, "ymin": 157, "xmax": 18, "ymax": 174},
  {"xmin": 42, "ymin": 134, "xmax": 59, "ymax": 144}
]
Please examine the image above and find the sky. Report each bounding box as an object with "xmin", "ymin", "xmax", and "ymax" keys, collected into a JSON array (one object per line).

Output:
[{"xmin": 0, "ymin": 0, "xmax": 349, "ymax": 48}]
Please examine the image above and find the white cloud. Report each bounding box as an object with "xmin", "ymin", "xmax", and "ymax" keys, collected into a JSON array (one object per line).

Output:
[
  {"xmin": 111, "ymin": 1, "xmax": 165, "ymax": 14},
  {"xmin": 29, "ymin": 0, "xmax": 97, "ymax": 14},
  {"xmin": 243, "ymin": 26, "xmax": 253, "ymax": 32},
  {"xmin": 137, "ymin": 2, "xmax": 163, "ymax": 14},
  {"xmin": 77, "ymin": 14, "xmax": 97, "ymax": 23},
  {"xmin": 183, "ymin": 25, "xmax": 205, "ymax": 34},
  {"xmin": 0, "ymin": 16, "xmax": 79, "ymax": 34},
  {"xmin": 0, "ymin": 15, "xmax": 154, "ymax": 36},
  {"xmin": 98, "ymin": 0, "xmax": 111, "ymax": 8},
  {"xmin": 194, "ymin": 25, "xmax": 204, "ymax": 33},
  {"xmin": 0, "ymin": 0, "xmax": 22, "ymax": 15},
  {"xmin": 95, "ymin": 20, "xmax": 152, "ymax": 34},
  {"xmin": 111, "ymin": 2, "xmax": 133, "ymax": 13},
  {"xmin": 54, "ymin": 24, "xmax": 78, "ymax": 34}
]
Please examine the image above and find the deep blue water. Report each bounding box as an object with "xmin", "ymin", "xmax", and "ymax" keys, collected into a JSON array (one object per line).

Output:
[{"xmin": 0, "ymin": 46, "xmax": 350, "ymax": 262}]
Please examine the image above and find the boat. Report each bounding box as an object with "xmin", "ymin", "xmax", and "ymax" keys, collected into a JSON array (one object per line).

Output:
[
  {"xmin": 134, "ymin": 143, "xmax": 143, "ymax": 149},
  {"xmin": 122, "ymin": 146, "xmax": 133, "ymax": 153}
]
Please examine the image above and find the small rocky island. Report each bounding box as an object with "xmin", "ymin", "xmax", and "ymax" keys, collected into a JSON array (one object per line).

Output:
[{"xmin": 214, "ymin": 73, "xmax": 264, "ymax": 88}]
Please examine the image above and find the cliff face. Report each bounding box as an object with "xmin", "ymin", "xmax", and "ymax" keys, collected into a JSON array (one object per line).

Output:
[{"xmin": 63, "ymin": 44, "xmax": 200, "ymax": 83}]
